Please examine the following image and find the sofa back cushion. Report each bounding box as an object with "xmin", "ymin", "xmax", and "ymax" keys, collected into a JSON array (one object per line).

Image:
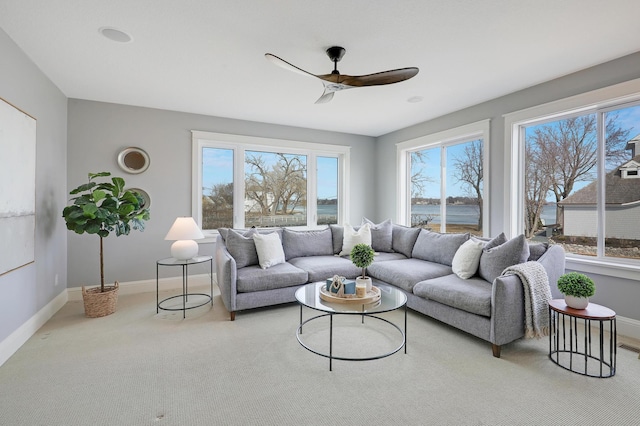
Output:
[
  {"xmin": 226, "ymin": 228, "xmax": 259, "ymax": 268},
  {"xmin": 412, "ymin": 230, "xmax": 470, "ymax": 266},
  {"xmin": 282, "ymin": 227, "xmax": 334, "ymax": 260},
  {"xmin": 362, "ymin": 218, "xmax": 393, "ymax": 252},
  {"xmin": 478, "ymin": 234, "xmax": 530, "ymax": 284},
  {"xmin": 391, "ymin": 224, "xmax": 420, "ymax": 257}
]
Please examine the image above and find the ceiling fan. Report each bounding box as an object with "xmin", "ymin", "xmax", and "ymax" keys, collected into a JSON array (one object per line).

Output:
[{"xmin": 265, "ymin": 46, "xmax": 419, "ymax": 104}]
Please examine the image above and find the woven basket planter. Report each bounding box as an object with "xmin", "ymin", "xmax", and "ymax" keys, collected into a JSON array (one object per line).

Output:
[{"xmin": 82, "ymin": 281, "xmax": 119, "ymax": 318}]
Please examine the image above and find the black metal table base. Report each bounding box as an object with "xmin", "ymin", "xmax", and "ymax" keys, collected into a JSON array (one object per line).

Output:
[
  {"xmin": 548, "ymin": 308, "xmax": 616, "ymax": 378},
  {"xmin": 297, "ymin": 305, "xmax": 407, "ymax": 371}
]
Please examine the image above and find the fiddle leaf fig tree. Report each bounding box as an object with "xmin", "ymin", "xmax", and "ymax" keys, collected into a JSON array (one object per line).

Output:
[{"xmin": 63, "ymin": 172, "xmax": 150, "ymax": 292}]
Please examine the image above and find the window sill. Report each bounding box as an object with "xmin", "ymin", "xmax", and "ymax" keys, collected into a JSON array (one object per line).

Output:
[{"xmin": 565, "ymin": 254, "xmax": 640, "ymax": 280}]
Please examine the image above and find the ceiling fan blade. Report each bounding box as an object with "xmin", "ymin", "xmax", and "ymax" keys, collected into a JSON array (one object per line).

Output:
[
  {"xmin": 264, "ymin": 53, "xmax": 317, "ymax": 78},
  {"xmin": 318, "ymin": 67, "xmax": 419, "ymax": 87},
  {"xmin": 315, "ymin": 91, "xmax": 334, "ymax": 104}
]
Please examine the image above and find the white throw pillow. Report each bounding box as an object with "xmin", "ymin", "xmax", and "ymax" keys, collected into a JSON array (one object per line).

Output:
[
  {"xmin": 252, "ymin": 232, "xmax": 286, "ymax": 269},
  {"xmin": 339, "ymin": 223, "xmax": 372, "ymax": 256},
  {"xmin": 451, "ymin": 239, "xmax": 485, "ymax": 279}
]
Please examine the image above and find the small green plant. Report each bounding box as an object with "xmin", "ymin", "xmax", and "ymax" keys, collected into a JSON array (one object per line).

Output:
[
  {"xmin": 350, "ymin": 243, "xmax": 375, "ymax": 279},
  {"xmin": 557, "ymin": 272, "xmax": 596, "ymax": 298},
  {"xmin": 63, "ymin": 172, "xmax": 150, "ymax": 292}
]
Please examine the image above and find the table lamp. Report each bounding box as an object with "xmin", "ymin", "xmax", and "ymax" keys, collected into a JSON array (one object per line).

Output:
[{"xmin": 164, "ymin": 217, "xmax": 205, "ymax": 260}]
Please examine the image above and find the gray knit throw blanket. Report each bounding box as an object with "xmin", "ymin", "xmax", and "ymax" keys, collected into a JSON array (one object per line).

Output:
[{"xmin": 502, "ymin": 261, "xmax": 552, "ymax": 339}]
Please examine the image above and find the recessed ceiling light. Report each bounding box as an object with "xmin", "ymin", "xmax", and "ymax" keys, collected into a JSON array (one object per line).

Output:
[
  {"xmin": 407, "ymin": 96, "xmax": 424, "ymax": 103},
  {"xmin": 99, "ymin": 27, "xmax": 133, "ymax": 43}
]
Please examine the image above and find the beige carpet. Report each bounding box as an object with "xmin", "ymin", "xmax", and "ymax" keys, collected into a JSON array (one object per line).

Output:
[{"xmin": 1, "ymin": 287, "xmax": 639, "ymax": 426}]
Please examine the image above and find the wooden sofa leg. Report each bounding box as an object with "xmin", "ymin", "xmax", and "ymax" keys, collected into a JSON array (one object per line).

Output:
[
  {"xmin": 492, "ymin": 344, "xmax": 501, "ymax": 358},
  {"xmin": 230, "ymin": 311, "xmax": 236, "ymax": 321}
]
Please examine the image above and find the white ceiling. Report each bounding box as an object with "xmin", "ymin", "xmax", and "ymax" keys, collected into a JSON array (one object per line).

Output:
[{"xmin": 2, "ymin": 0, "xmax": 640, "ymax": 137}]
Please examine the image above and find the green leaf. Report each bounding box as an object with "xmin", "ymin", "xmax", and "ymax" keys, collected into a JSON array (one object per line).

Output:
[
  {"xmin": 92, "ymin": 189, "xmax": 107, "ymax": 203},
  {"xmin": 69, "ymin": 182, "xmax": 96, "ymax": 195},
  {"xmin": 82, "ymin": 204, "xmax": 98, "ymax": 218}
]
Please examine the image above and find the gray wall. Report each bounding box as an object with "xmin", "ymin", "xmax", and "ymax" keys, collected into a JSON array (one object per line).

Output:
[
  {"xmin": 67, "ymin": 100, "xmax": 375, "ymax": 286},
  {"xmin": 375, "ymin": 51, "xmax": 640, "ymax": 321},
  {"xmin": 0, "ymin": 29, "xmax": 68, "ymax": 342}
]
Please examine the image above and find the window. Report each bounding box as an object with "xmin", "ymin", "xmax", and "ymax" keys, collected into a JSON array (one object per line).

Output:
[
  {"xmin": 397, "ymin": 120, "xmax": 490, "ymax": 236},
  {"xmin": 505, "ymin": 78, "xmax": 640, "ymax": 269},
  {"xmin": 192, "ymin": 131, "xmax": 349, "ymax": 234}
]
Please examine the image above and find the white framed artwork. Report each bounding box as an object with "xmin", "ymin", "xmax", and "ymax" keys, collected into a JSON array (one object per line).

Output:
[{"xmin": 0, "ymin": 97, "xmax": 36, "ymax": 276}]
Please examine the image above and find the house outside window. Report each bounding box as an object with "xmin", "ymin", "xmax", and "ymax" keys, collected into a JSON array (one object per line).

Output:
[
  {"xmin": 192, "ymin": 131, "xmax": 349, "ymax": 234},
  {"xmin": 397, "ymin": 120, "xmax": 490, "ymax": 236}
]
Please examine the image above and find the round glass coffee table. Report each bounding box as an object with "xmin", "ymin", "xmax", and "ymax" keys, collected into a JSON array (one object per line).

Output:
[{"xmin": 295, "ymin": 280, "xmax": 407, "ymax": 371}]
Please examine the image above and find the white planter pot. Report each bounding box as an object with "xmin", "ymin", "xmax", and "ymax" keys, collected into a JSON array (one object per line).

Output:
[
  {"xmin": 356, "ymin": 277, "xmax": 372, "ymax": 292},
  {"xmin": 564, "ymin": 295, "xmax": 589, "ymax": 310}
]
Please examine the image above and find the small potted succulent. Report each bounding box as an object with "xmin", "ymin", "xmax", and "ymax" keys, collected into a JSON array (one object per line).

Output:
[
  {"xmin": 557, "ymin": 272, "xmax": 595, "ymax": 309},
  {"xmin": 350, "ymin": 243, "xmax": 375, "ymax": 293}
]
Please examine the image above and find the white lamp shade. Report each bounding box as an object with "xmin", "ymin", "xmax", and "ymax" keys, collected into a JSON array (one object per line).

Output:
[
  {"xmin": 164, "ymin": 217, "xmax": 205, "ymax": 241},
  {"xmin": 165, "ymin": 217, "xmax": 204, "ymax": 260}
]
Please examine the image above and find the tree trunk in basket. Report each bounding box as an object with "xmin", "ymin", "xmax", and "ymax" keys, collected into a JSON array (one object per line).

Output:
[{"xmin": 100, "ymin": 236, "xmax": 105, "ymax": 293}]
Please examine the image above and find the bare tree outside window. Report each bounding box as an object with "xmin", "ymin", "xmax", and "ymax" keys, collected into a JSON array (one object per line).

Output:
[
  {"xmin": 451, "ymin": 139, "xmax": 483, "ymax": 232},
  {"xmin": 245, "ymin": 151, "xmax": 307, "ymax": 227}
]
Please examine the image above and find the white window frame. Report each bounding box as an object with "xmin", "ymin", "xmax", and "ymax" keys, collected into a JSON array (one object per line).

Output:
[
  {"xmin": 503, "ymin": 78, "xmax": 640, "ymax": 279},
  {"xmin": 396, "ymin": 119, "xmax": 490, "ymax": 235},
  {"xmin": 191, "ymin": 131, "xmax": 350, "ymax": 236}
]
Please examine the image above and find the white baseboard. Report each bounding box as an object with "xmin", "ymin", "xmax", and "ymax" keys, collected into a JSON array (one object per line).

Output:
[
  {"xmin": 617, "ymin": 316, "xmax": 640, "ymax": 342},
  {"xmin": 66, "ymin": 273, "xmax": 215, "ymax": 301},
  {"xmin": 0, "ymin": 290, "xmax": 68, "ymax": 367}
]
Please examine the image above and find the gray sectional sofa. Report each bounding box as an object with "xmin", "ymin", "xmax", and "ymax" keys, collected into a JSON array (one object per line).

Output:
[{"xmin": 215, "ymin": 221, "xmax": 565, "ymax": 357}]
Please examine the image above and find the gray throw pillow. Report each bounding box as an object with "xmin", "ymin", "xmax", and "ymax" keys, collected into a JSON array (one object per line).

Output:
[
  {"xmin": 478, "ymin": 234, "xmax": 530, "ymax": 284},
  {"xmin": 226, "ymin": 228, "xmax": 259, "ymax": 268},
  {"xmin": 411, "ymin": 230, "xmax": 470, "ymax": 266},
  {"xmin": 362, "ymin": 218, "xmax": 393, "ymax": 252},
  {"xmin": 391, "ymin": 224, "xmax": 421, "ymax": 257},
  {"xmin": 528, "ymin": 242, "xmax": 549, "ymax": 261},
  {"xmin": 282, "ymin": 227, "xmax": 334, "ymax": 260},
  {"xmin": 330, "ymin": 225, "xmax": 344, "ymax": 254}
]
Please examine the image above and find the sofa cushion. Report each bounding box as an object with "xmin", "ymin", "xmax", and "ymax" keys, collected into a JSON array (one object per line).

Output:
[
  {"xmin": 288, "ymin": 256, "xmax": 361, "ymax": 282},
  {"xmin": 391, "ymin": 224, "xmax": 421, "ymax": 257},
  {"xmin": 226, "ymin": 228, "xmax": 259, "ymax": 268},
  {"xmin": 362, "ymin": 218, "xmax": 393, "ymax": 252},
  {"xmin": 413, "ymin": 275, "xmax": 493, "ymax": 317},
  {"xmin": 253, "ymin": 232, "xmax": 286, "ymax": 269},
  {"xmin": 282, "ymin": 228, "xmax": 333, "ymax": 260},
  {"xmin": 236, "ymin": 262, "xmax": 308, "ymax": 293},
  {"xmin": 411, "ymin": 230, "xmax": 470, "ymax": 266},
  {"xmin": 372, "ymin": 252, "xmax": 407, "ymax": 262},
  {"xmin": 367, "ymin": 258, "xmax": 453, "ymax": 293},
  {"xmin": 478, "ymin": 234, "xmax": 530, "ymax": 284},
  {"xmin": 451, "ymin": 238, "xmax": 485, "ymax": 279},
  {"xmin": 339, "ymin": 224, "xmax": 371, "ymax": 256}
]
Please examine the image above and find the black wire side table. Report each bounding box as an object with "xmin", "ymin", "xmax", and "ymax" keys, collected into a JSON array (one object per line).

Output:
[
  {"xmin": 156, "ymin": 256, "xmax": 213, "ymax": 318},
  {"xmin": 548, "ymin": 299, "xmax": 616, "ymax": 378}
]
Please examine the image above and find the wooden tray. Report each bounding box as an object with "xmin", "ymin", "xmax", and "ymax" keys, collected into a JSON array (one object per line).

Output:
[{"xmin": 319, "ymin": 285, "xmax": 381, "ymax": 304}]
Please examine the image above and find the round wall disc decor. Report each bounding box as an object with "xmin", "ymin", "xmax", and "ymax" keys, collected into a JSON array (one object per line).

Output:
[
  {"xmin": 128, "ymin": 188, "xmax": 151, "ymax": 209},
  {"xmin": 117, "ymin": 147, "xmax": 150, "ymax": 174}
]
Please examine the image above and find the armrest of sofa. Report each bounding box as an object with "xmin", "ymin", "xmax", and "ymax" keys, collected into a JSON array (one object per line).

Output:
[
  {"xmin": 215, "ymin": 236, "xmax": 238, "ymax": 314},
  {"xmin": 490, "ymin": 274, "xmax": 526, "ymax": 346},
  {"xmin": 536, "ymin": 244, "xmax": 566, "ymax": 297}
]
